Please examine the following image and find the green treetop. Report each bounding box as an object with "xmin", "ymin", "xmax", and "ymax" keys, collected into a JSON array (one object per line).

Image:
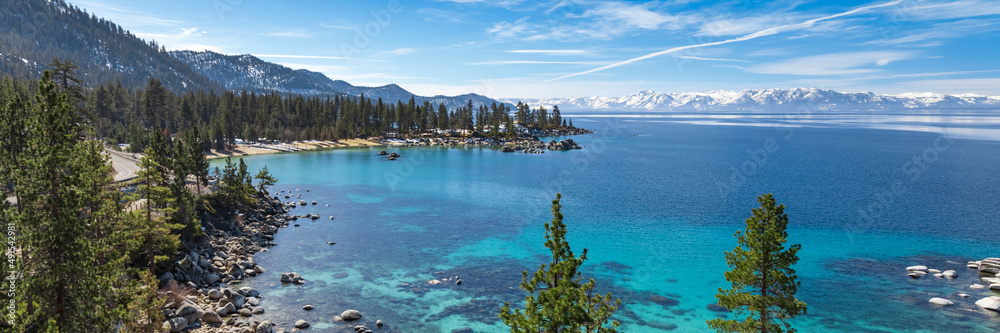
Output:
[
  {"xmin": 708, "ymin": 193, "xmax": 807, "ymax": 333},
  {"xmin": 499, "ymin": 193, "xmax": 621, "ymax": 333}
]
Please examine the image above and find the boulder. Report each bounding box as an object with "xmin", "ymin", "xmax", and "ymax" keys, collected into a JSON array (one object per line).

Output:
[
  {"xmin": 252, "ymin": 307, "xmax": 265, "ymax": 315},
  {"xmin": 175, "ymin": 304, "xmax": 202, "ymax": 323},
  {"xmin": 990, "ymin": 284, "xmax": 1000, "ymax": 292},
  {"xmin": 232, "ymin": 294, "xmax": 246, "ymax": 308},
  {"xmin": 295, "ymin": 319, "xmax": 310, "ymax": 328},
  {"xmin": 969, "ymin": 261, "xmax": 981, "ymax": 269},
  {"xmin": 975, "ymin": 296, "xmax": 1000, "ymax": 311},
  {"xmin": 207, "ymin": 289, "xmax": 221, "ymax": 300},
  {"xmin": 906, "ymin": 265, "xmax": 928, "ymax": 271},
  {"xmin": 165, "ymin": 317, "xmax": 187, "ymax": 332},
  {"xmin": 908, "ymin": 271, "xmax": 927, "ymax": 279},
  {"xmin": 202, "ymin": 311, "xmax": 223, "ymax": 324},
  {"xmin": 303, "ymin": 304, "xmax": 314, "ymax": 310},
  {"xmin": 980, "ymin": 258, "xmax": 1000, "ymax": 274},
  {"xmin": 341, "ymin": 309, "xmax": 363, "ymax": 321},
  {"xmin": 971, "ymin": 284, "xmax": 986, "ymax": 290},
  {"xmin": 389, "ymin": 152, "xmax": 400, "ymax": 158},
  {"xmin": 256, "ymin": 320, "xmax": 275, "ymax": 333},
  {"xmin": 254, "ymin": 265, "xmax": 266, "ymax": 274},
  {"xmin": 928, "ymin": 298, "xmax": 954, "ymax": 306},
  {"xmin": 942, "ymin": 270, "xmax": 958, "ymax": 278},
  {"xmin": 376, "ymin": 319, "xmax": 384, "ymax": 327},
  {"xmin": 928, "ymin": 268, "xmax": 941, "ymax": 274},
  {"xmin": 247, "ymin": 297, "xmax": 260, "ymax": 306},
  {"xmin": 238, "ymin": 308, "xmax": 253, "ymax": 317},
  {"xmin": 378, "ymin": 150, "xmax": 388, "ymax": 156}
]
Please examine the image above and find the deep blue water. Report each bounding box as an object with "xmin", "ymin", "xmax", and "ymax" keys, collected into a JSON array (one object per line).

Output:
[{"xmin": 214, "ymin": 117, "xmax": 1000, "ymax": 332}]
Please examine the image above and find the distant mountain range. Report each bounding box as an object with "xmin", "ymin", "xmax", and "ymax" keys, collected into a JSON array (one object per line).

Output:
[
  {"xmin": 2, "ymin": 0, "xmax": 998, "ymax": 113},
  {"xmin": 0, "ymin": 0, "xmax": 496, "ymax": 108},
  {"xmin": 169, "ymin": 50, "xmax": 497, "ymax": 109},
  {"xmin": 506, "ymin": 88, "xmax": 1000, "ymax": 112}
]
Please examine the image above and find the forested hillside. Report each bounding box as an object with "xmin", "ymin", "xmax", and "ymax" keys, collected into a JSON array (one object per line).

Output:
[{"xmin": 0, "ymin": 0, "xmax": 222, "ymax": 92}]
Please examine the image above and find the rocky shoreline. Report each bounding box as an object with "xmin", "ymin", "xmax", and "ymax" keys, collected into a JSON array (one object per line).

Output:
[
  {"xmin": 157, "ymin": 193, "xmax": 309, "ymax": 333},
  {"xmin": 906, "ymin": 257, "xmax": 1000, "ymax": 312}
]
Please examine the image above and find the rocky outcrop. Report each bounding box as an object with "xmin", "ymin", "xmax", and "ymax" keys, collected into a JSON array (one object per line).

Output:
[{"xmin": 156, "ymin": 193, "xmax": 293, "ymax": 332}]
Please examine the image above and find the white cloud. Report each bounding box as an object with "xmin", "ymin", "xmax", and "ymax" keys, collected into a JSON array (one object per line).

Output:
[
  {"xmin": 263, "ymin": 30, "xmax": 310, "ymax": 38},
  {"xmin": 547, "ymin": 0, "xmax": 906, "ymax": 81},
  {"xmin": 905, "ymin": 0, "xmax": 1000, "ymax": 21},
  {"xmin": 676, "ymin": 56, "xmax": 751, "ymax": 63},
  {"xmin": 387, "ymin": 48, "xmax": 417, "ymax": 55},
  {"xmin": 468, "ymin": 60, "xmax": 613, "ymax": 65},
  {"xmin": 867, "ymin": 18, "xmax": 1000, "ymax": 45},
  {"xmin": 256, "ymin": 54, "xmax": 355, "ymax": 60},
  {"xmin": 507, "ymin": 49, "xmax": 591, "ymax": 56},
  {"xmin": 487, "ymin": 1, "xmax": 693, "ymax": 41},
  {"xmin": 747, "ymin": 51, "xmax": 915, "ymax": 75},
  {"xmin": 73, "ymin": 0, "xmax": 181, "ymax": 27}
]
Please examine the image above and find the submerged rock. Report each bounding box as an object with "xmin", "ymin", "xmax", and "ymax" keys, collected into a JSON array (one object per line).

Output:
[
  {"xmin": 928, "ymin": 298, "xmax": 954, "ymax": 306},
  {"xmin": 341, "ymin": 309, "xmax": 363, "ymax": 321}
]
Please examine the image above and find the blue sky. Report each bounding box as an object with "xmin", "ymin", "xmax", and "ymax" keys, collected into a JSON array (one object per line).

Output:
[{"xmin": 71, "ymin": 0, "xmax": 1000, "ymax": 98}]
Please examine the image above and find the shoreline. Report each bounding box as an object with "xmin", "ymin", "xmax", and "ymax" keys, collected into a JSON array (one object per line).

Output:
[
  {"xmin": 205, "ymin": 128, "xmax": 596, "ymax": 160},
  {"xmin": 205, "ymin": 139, "xmax": 383, "ymax": 160}
]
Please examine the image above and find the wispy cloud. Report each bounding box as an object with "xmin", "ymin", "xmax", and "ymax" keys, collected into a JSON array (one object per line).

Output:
[
  {"xmin": 546, "ymin": 0, "xmax": 905, "ymax": 82},
  {"xmin": 416, "ymin": 8, "xmax": 465, "ymax": 23},
  {"xmin": 677, "ymin": 56, "xmax": 751, "ymax": 63},
  {"xmin": 387, "ymin": 48, "xmax": 417, "ymax": 55},
  {"xmin": 256, "ymin": 54, "xmax": 355, "ymax": 60},
  {"xmin": 488, "ymin": 1, "xmax": 693, "ymax": 41},
  {"xmin": 263, "ymin": 30, "xmax": 310, "ymax": 38},
  {"xmin": 73, "ymin": 0, "xmax": 181, "ymax": 27},
  {"xmin": 747, "ymin": 51, "xmax": 915, "ymax": 75},
  {"xmin": 468, "ymin": 60, "xmax": 613, "ymax": 65},
  {"xmin": 904, "ymin": 0, "xmax": 1000, "ymax": 21},
  {"xmin": 506, "ymin": 49, "xmax": 591, "ymax": 56},
  {"xmin": 868, "ymin": 18, "xmax": 1000, "ymax": 46}
]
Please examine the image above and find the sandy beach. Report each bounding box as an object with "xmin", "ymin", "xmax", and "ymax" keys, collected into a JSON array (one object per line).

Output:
[{"xmin": 205, "ymin": 139, "xmax": 383, "ymax": 160}]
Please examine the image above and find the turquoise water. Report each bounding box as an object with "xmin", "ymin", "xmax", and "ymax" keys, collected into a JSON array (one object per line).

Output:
[{"xmin": 215, "ymin": 117, "xmax": 1000, "ymax": 332}]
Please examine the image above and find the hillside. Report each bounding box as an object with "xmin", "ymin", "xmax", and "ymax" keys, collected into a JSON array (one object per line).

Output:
[
  {"xmin": 0, "ymin": 0, "xmax": 222, "ymax": 92},
  {"xmin": 170, "ymin": 50, "xmax": 498, "ymax": 109}
]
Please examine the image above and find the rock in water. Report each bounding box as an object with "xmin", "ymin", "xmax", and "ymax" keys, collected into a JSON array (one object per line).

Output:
[
  {"xmin": 975, "ymin": 296, "xmax": 1000, "ymax": 311},
  {"xmin": 928, "ymin": 298, "xmax": 954, "ymax": 306},
  {"xmin": 971, "ymin": 284, "xmax": 986, "ymax": 290},
  {"xmin": 980, "ymin": 258, "xmax": 1000, "ymax": 274},
  {"xmin": 341, "ymin": 309, "xmax": 363, "ymax": 321},
  {"xmin": 303, "ymin": 304, "xmax": 314, "ymax": 310},
  {"xmin": 942, "ymin": 270, "xmax": 957, "ymax": 278},
  {"xmin": 376, "ymin": 319, "xmax": 384, "ymax": 327},
  {"xmin": 256, "ymin": 320, "xmax": 275, "ymax": 333},
  {"xmin": 294, "ymin": 319, "xmax": 310, "ymax": 328},
  {"xmin": 908, "ymin": 271, "xmax": 927, "ymax": 279},
  {"xmin": 906, "ymin": 265, "xmax": 928, "ymax": 271}
]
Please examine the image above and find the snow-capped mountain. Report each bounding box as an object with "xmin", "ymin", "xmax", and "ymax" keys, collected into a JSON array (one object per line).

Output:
[
  {"xmin": 507, "ymin": 88, "xmax": 1000, "ymax": 112},
  {"xmin": 171, "ymin": 50, "xmax": 497, "ymax": 109}
]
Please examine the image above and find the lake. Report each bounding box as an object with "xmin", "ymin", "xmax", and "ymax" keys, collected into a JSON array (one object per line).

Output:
[{"xmin": 214, "ymin": 112, "xmax": 1000, "ymax": 332}]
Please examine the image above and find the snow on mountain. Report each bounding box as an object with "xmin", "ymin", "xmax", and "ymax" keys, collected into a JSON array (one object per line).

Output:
[
  {"xmin": 506, "ymin": 88, "xmax": 1000, "ymax": 112},
  {"xmin": 170, "ymin": 50, "xmax": 497, "ymax": 109}
]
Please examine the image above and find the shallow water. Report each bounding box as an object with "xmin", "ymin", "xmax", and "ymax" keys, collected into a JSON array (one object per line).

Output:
[{"xmin": 215, "ymin": 116, "xmax": 1000, "ymax": 332}]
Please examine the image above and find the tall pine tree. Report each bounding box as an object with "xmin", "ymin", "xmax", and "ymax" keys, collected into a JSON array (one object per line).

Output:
[
  {"xmin": 708, "ymin": 194, "xmax": 806, "ymax": 333},
  {"xmin": 499, "ymin": 193, "xmax": 621, "ymax": 333}
]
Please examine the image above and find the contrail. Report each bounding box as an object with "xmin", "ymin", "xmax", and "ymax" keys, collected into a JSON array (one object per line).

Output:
[{"xmin": 545, "ymin": 0, "xmax": 905, "ymax": 82}]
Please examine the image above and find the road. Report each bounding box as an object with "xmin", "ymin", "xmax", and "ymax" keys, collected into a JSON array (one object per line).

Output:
[{"xmin": 106, "ymin": 148, "xmax": 141, "ymax": 182}]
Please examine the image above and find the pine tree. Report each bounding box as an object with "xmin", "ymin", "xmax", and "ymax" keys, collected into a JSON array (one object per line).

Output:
[
  {"xmin": 499, "ymin": 193, "xmax": 621, "ymax": 333},
  {"xmin": 12, "ymin": 71, "xmax": 135, "ymax": 331},
  {"xmin": 133, "ymin": 147, "xmax": 182, "ymax": 274},
  {"xmin": 708, "ymin": 194, "xmax": 807, "ymax": 333},
  {"xmin": 254, "ymin": 165, "xmax": 278, "ymax": 196}
]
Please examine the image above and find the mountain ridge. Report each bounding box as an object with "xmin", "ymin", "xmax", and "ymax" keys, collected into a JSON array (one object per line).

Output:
[
  {"xmin": 170, "ymin": 50, "xmax": 498, "ymax": 110},
  {"xmin": 505, "ymin": 88, "xmax": 1000, "ymax": 112}
]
